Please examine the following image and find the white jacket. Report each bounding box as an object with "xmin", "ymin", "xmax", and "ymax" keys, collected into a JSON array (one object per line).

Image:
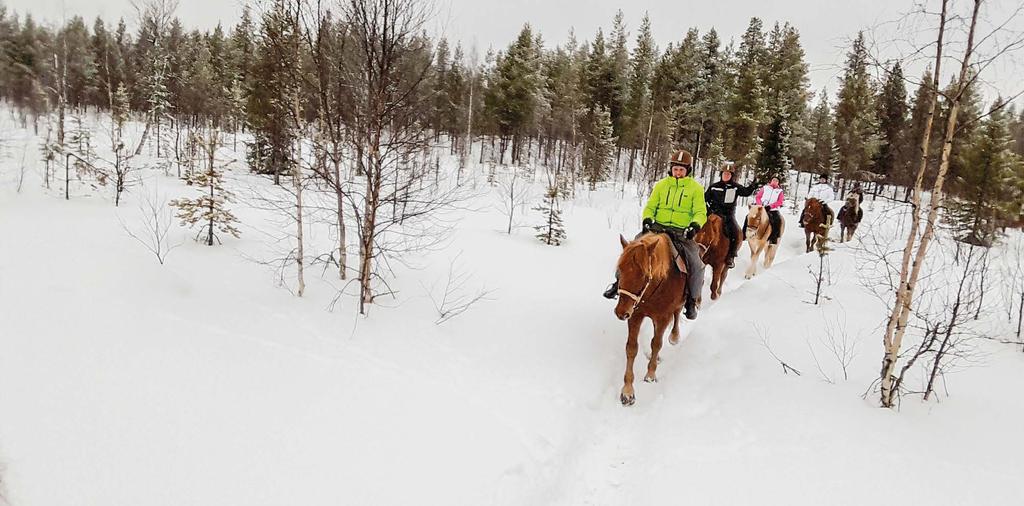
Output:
[{"xmin": 807, "ymin": 183, "xmax": 835, "ymax": 203}]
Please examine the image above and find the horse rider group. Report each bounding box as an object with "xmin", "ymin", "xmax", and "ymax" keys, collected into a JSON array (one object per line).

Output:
[{"xmin": 604, "ymin": 149, "xmax": 846, "ymax": 322}]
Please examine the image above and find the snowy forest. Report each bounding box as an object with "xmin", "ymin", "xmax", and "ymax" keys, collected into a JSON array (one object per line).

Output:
[{"xmin": 2, "ymin": 0, "xmax": 1024, "ymax": 504}]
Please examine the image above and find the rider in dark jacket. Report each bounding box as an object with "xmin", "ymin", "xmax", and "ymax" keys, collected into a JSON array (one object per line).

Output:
[{"xmin": 704, "ymin": 167, "xmax": 758, "ymax": 268}]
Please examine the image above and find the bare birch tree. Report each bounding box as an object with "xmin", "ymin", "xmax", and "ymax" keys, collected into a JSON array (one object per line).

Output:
[
  {"xmin": 338, "ymin": 0, "xmax": 463, "ymax": 315},
  {"xmin": 879, "ymin": 0, "xmax": 982, "ymax": 408}
]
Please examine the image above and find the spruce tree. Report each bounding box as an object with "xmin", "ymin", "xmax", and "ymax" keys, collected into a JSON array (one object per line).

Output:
[
  {"xmin": 947, "ymin": 99, "xmax": 1021, "ymax": 246},
  {"xmin": 808, "ymin": 89, "xmax": 834, "ymax": 172},
  {"xmin": 582, "ymin": 105, "xmax": 616, "ymax": 189},
  {"xmin": 757, "ymin": 113, "xmax": 793, "ymax": 183},
  {"xmin": 534, "ymin": 185, "xmax": 566, "ymax": 245},
  {"xmin": 622, "ymin": 14, "xmax": 655, "ymax": 163},
  {"xmin": 902, "ymin": 69, "xmax": 935, "ymax": 188},
  {"xmin": 484, "ymin": 24, "xmax": 541, "ymax": 163},
  {"xmin": 246, "ymin": 0, "xmax": 300, "ymax": 181},
  {"xmin": 833, "ymin": 32, "xmax": 878, "ymax": 181},
  {"xmin": 727, "ymin": 18, "xmax": 768, "ymax": 166},
  {"xmin": 694, "ymin": 28, "xmax": 731, "ymax": 166},
  {"xmin": 608, "ymin": 10, "xmax": 629, "ymax": 140},
  {"xmin": 874, "ymin": 62, "xmax": 908, "ymax": 179}
]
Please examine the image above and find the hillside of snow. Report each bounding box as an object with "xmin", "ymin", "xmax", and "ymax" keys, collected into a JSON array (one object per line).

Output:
[{"xmin": 2, "ymin": 110, "xmax": 1024, "ymax": 506}]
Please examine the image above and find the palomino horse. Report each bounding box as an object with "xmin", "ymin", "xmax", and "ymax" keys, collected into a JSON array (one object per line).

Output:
[
  {"xmin": 694, "ymin": 214, "xmax": 730, "ymax": 300},
  {"xmin": 836, "ymin": 195, "xmax": 863, "ymax": 243},
  {"xmin": 613, "ymin": 233, "xmax": 686, "ymax": 406},
  {"xmin": 800, "ymin": 198, "xmax": 831, "ymax": 253},
  {"xmin": 743, "ymin": 204, "xmax": 784, "ymax": 279}
]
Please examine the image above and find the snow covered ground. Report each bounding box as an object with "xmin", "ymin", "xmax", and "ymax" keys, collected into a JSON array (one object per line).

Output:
[{"xmin": 2, "ymin": 111, "xmax": 1023, "ymax": 506}]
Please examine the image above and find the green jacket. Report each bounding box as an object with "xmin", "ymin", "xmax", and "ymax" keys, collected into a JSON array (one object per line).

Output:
[{"xmin": 643, "ymin": 176, "xmax": 708, "ymax": 229}]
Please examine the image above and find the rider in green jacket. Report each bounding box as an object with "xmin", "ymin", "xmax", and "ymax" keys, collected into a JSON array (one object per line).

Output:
[{"xmin": 604, "ymin": 150, "xmax": 706, "ymax": 320}]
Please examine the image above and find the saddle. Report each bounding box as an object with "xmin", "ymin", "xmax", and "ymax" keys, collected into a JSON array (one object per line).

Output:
[{"xmin": 645, "ymin": 224, "xmax": 689, "ymax": 275}]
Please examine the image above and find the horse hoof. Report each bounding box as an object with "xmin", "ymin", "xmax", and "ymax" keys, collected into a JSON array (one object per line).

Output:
[
  {"xmin": 644, "ymin": 374, "xmax": 658, "ymax": 383},
  {"xmin": 669, "ymin": 333, "xmax": 680, "ymax": 345},
  {"xmin": 620, "ymin": 393, "xmax": 636, "ymax": 406},
  {"xmin": 711, "ymin": 292, "xmax": 719, "ymax": 300},
  {"xmin": 744, "ymin": 274, "xmax": 753, "ymax": 280}
]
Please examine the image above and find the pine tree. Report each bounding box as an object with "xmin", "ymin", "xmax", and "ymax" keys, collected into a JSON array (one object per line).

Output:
[
  {"xmin": 833, "ymin": 32, "xmax": 878, "ymax": 181},
  {"xmin": 874, "ymin": 62, "xmax": 908, "ymax": 180},
  {"xmin": 534, "ymin": 184, "xmax": 566, "ymax": 245},
  {"xmin": 170, "ymin": 130, "xmax": 241, "ymax": 246},
  {"xmin": 947, "ymin": 99, "xmax": 1021, "ymax": 246}
]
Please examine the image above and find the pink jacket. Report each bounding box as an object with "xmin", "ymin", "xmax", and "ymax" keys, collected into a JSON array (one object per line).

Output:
[{"xmin": 756, "ymin": 185, "xmax": 785, "ymax": 210}]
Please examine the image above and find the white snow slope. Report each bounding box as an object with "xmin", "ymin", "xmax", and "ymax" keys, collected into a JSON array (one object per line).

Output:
[{"xmin": 2, "ymin": 112, "xmax": 1023, "ymax": 506}]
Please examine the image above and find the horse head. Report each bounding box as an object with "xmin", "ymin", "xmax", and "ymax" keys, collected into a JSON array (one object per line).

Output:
[
  {"xmin": 747, "ymin": 204, "xmax": 766, "ymax": 230},
  {"xmin": 613, "ymin": 234, "xmax": 671, "ymax": 321}
]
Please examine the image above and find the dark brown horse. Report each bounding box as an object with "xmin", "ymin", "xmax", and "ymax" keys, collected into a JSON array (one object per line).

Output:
[
  {"xmin": 694, "ymin": 214, "xmax": 730, "ymax": 300},
  {"xmin": 613, "ymin": 233, "xmax": 686, "ymax": 406},
  {"xmin": 800, "ymin": 198, "xmax": 831, "ymax": 253},
  {"xmin": 837, "ymin": 195, "xmax": 863, "ymax": 242}
]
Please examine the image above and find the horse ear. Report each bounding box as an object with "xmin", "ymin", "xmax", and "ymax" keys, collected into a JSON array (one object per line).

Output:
[{"xmin": 619, "ymin": 234, "xmax": 629, "ymax": 249}]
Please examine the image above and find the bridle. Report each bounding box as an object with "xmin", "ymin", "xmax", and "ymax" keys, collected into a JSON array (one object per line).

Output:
[{"xmin": 618, "ymin": 276, "xmax": 652, "ymax": 320}]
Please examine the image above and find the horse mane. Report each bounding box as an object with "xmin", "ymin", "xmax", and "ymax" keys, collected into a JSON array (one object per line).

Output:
[{"xmin": 618, "ymin": 233, "xmax": 673, "ymax": 281}]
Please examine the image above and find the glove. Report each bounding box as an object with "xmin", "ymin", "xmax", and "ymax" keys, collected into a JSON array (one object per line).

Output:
[
  {"xmin": 685, "ymin": 222, "xmax": 700, "ymax": 240},
  {"xmin": 642, "ymin": 218, "xmax": 654, "ymax": 231}
]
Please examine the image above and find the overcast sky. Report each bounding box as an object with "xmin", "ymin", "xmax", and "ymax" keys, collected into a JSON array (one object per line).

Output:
[{"xmin": 6, "ymin": 0, "xmax": 1023, "ymax": 101}]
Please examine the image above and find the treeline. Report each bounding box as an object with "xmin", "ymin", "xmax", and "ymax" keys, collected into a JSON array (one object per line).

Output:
[{"xmin": 1, "ymin": 0, "xmax": 1022, "ymax": 241}]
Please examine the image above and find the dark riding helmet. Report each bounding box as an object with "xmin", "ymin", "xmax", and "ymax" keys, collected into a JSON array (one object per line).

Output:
[{"xmin": 669, "ymin": 150, "xmax": 693, "ymax": 176}]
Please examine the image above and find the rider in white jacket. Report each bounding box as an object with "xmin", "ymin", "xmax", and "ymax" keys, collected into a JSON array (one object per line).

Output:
[{"xmin": 802, "ymin": 174, "xmax": 835, "ymax": 228}]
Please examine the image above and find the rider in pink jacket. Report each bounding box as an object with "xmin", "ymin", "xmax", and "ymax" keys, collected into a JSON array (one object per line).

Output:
[
  {"xmin": 753, "ymin": 177, "xmax": 784, "ymax": 244},
  {"xmin": 755, "ymin": 177, "xmax": 785, "ymax": 211}
]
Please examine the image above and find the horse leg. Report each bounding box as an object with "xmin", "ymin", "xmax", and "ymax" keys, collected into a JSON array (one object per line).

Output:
[
  {"xmin": 645, "ymin": 316, "xmax": 670, "ymax": 383},
  {"xmin": 711, "ymin": 262, "xmax": 725, "ymax": 300},
  {"xmin": 717, "ymin": 262, "xmax": 729, "ymax": 299},
  {"xmin": 710, "ymin": 263, "xmax": 720, "ymax": 300},
  {"xmin": 744, "ymin": 241, "xmax": 760, "ymax": 279},
  {"xmin": 621, "ymin": 316, "xmax": 643, "ymax": 406},
  {"xmin": 669, "ymin": 310, "xmax": 681, "ymax": 345},
  {"xmin": 805, "ymin": 230, "xmax": 812, "ymax": 253},
  {"xmin": 765, "ymin": 244, "xmax": 778, "ymax": 268}
]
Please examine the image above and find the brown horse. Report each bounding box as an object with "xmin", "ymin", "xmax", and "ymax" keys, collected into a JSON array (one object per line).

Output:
[
  {"xmin": 800, "ymin": 198, "xmax": 831, "ymax": 253},
  {"xmin": 836, "ymin": 195, "xmax": 863, "ymax": 242},
  {"xmin": 694, "ymin": 214, "xmax": 731, "ymax": 300},
  {"xmin": 613, "ymin": 233, "xmax": 686, "ymax": 406},
  {"xmin": 743, "ymin": 204, "xmax": 784, "ymax": 279}
]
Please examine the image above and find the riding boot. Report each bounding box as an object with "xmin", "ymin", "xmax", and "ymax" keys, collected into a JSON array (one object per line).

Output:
[
  {"xmin": 684, "ymin": 295, "xmax": 698, "ymax": 320},
  {"xmin": 603, "ymin": 280, "xmax": 619, "ymax": 299}
]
